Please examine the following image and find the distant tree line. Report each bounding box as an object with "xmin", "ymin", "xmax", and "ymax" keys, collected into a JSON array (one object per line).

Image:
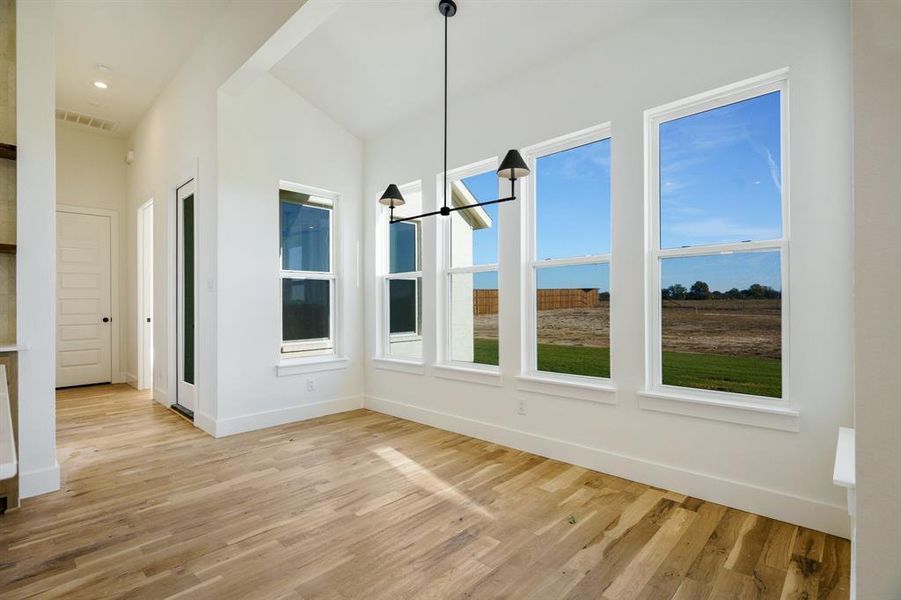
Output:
[{"xmin": 661, "ymin": 281, "xmax": 781, "ymax": 300}]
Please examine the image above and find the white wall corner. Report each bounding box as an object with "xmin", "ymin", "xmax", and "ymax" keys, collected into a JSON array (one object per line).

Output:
[{"xmin": 19, "ymin": 461, "xmax": 61, "ymax": 499}]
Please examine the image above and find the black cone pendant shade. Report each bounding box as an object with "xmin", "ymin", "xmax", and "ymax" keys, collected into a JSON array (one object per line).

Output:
[
  {"xmin": 497, "ymin": 149, "xmax": 530, "ymax": 181},
  {"xmin": 379, "ymin": 1, "xmax": 530, "ymax": 224},
  {"xmin": 379, "ymin": 184, "xmax": 405, "ymax": 208}
]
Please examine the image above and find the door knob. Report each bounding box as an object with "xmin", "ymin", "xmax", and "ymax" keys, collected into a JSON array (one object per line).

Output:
[{"xmin": 102, "ymin": 317, "xmax": 110, "ymax": 323}]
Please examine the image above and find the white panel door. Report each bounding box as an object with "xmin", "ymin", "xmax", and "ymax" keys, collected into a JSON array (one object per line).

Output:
[{"xmin": 56, "ymin": 211, "xmax": 112, "ymax": 387}]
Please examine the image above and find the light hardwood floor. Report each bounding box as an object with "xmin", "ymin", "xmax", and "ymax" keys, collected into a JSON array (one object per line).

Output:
[{"xmin": 0, "ymin": 384, "xmax": 850, "ymax": 599}]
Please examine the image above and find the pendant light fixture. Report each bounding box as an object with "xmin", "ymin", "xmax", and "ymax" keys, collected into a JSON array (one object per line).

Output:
[{"xmin": 378, "ymin": 0, "xmax": 530, "ymax": 225}]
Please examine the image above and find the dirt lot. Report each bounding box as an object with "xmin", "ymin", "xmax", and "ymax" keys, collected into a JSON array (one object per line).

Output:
[{"xmin": 473, "ymin": 299, "xmax": 781, "ymax": 359}]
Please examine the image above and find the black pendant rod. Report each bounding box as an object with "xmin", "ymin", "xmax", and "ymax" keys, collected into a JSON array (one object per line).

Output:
[
  {"xmin": 384, "ymin": 0, "xmax": 528, "ymax": 226},
  {"xmin": 443, "ymin": 7, "xmax": 448, "ymax": 211},
  {"xmin": 391, "ymin": 193, "xmax": 516, "ymax": 225},
  {"xmin": 390, "ymin": 178, "xmax": 516, "ymax": 224}
]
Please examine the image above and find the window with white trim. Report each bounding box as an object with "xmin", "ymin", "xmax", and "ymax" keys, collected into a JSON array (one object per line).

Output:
[
  {"xmin": 380, "ymin": 182, "xmax": 423, "ymax": 360},
  {"xmin": 524, "ymin": 126, "xmax": 612, "ymax": 381},
  {"xmin": 440, "ymin": 159, "xmax": 500, "ymax": 368},
  {"xmin": 646, "ymin": 72, "xmax": 788, "ymax": 401},
  {"xmin": 279, "ymin": 184, "xmax": 337, "ymax": 356}
]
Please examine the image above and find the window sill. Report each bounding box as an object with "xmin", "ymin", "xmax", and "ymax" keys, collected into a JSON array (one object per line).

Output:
[
  {"xmin": 433, "ymin": 363, "xmax": 503, "ymax": 387},
  {"xmin": 637, "ymin": 388, "xmax": 800, "ymax": 432},
  {"xmin": 372, "ymin": 357, "xmax": 425, "ymax": 375},
  {"xmin": 276, "ymin": 356, "xmax": 348, "ymax": 377},
  {"xmin": 515, "ymin": 373, "xmax": 617, "ymax": 405}
]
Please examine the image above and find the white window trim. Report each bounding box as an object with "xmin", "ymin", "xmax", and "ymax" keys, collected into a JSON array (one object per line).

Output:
[
  {"xmin": 376, "ymin": 181, "xmax": 425, "ymax": 366},
  {"xmin": 519, "ymin": 123, "xmax": 615, "ymax": 394},
  {"xmin": 278, "ymin": 181, "xmax": 342, "ymax": 361},
  {"xmin": 642, "ymin": 68, "xmax": 793, "ymax": 425},
  {"xmin": 437, "ymin": 157, "xmax": 502, "ymax": 374}
]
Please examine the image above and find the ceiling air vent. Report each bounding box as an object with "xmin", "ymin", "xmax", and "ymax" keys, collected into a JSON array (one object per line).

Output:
[{"xmin": 55, "ymin": 109, "xmax": 119, "ymax": 133}]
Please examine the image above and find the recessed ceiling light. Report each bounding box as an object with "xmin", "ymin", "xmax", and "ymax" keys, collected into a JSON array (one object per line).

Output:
[
  {"xmin": 96, "ymin": 64, "xmax": 112, "ymax": 73},
  {"xmin": 93, "ymin": 81, "xmax": 109, "ymax": 90}
]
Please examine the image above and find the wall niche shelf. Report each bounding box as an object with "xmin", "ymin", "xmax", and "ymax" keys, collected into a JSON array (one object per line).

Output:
[
  {"xmin": 0, "ymin": 143, "xmax": 15, "ymax": 161},
  {"xmin": 0, "ymin": 244, "xmax": 15, "ymax": 255}
]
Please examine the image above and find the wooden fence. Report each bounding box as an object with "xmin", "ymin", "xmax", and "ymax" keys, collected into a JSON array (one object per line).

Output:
[{"xmin": 473, "ymin": 288, "xmax": 601, "ymax": 315}]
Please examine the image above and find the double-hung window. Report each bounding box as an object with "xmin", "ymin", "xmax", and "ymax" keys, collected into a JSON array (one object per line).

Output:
[
  {"xmin": 381, "ymin": 182, "xmax": 423, "ymax": 360},
  {"xmin": 646, "ymin": 71, "xmax": 788, "ymax": 402},
  {"xmin": 279, "ymin": 184, "xmax": 337, "ymax": 356},
  {"xmin": 524, "ymin": 126, "xmax": 612, "ymax": 381},
  {"xmin": 441, "ymin": 159, "xmax": 500, "ymax": 368}
]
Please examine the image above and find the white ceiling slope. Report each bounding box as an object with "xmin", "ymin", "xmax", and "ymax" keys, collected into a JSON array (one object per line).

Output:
[
  {"xmin": 55, "ymin": 0, "xmax": 229, "ymax": 137},
  {"xmin": 270, "ymin": 0, "xmax": 661, "ymax": 140}
]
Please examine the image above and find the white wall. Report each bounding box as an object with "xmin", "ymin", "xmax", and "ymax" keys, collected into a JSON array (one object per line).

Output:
[
  {"xmin": 214, "ymin": 72, "xmax": 363, "ymax": 435},
  {"xmin": 17, "ymin": 0, "xmax": 59, "ymax": 497},
  {"xmin": 853, "ymin": 0, "xmax": 901, "ymax": 596},
  {"xmin": 125, "ymin": 0, "xmax": 302, "ymax": 425},
  {"xmin": 364, "ymin": 0, "xmax": 853, "ymax": 536},
  {"xmin": 56, "ymin": 123, "xmax": 128, "ymax": 382}
]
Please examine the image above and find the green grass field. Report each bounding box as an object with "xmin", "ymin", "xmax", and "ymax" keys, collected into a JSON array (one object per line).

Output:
[{"xmin": 472, "ymin": 339, "xmax": 781, "ymax": 398}]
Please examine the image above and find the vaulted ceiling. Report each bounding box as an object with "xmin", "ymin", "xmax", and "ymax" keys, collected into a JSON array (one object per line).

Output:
[{"xmin": 270, "ymin": 0, "xmax": 663, "ymax": 140}]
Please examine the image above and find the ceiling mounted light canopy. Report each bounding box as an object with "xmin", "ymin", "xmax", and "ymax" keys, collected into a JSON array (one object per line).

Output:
[{"xmin": 380, "ymin": 0, "xmax": 530, "ymax": 225}]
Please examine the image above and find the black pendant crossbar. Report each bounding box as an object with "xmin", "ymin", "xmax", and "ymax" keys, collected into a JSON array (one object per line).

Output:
[{"xmin": 378, "ymin": 0, "xmax": 530, "ymax": 225}]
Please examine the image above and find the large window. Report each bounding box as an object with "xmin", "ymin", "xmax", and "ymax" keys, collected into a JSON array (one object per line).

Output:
[
  {"xmin": 441, "ymin": 160, "xmax": 500, "ymax": 367},
  {"xmin": 380, "ymin": 182, "xmax": 423, "ymax": 360},
  {"xmin": 280, "ymin": 184, "xmax": 337, "ymax": 355},
  {"xmin": 646, "ymin": 73, "xmax": 787, "ymax": 401},
  {"xmin": 524, "ymin": 127, "xmax": 612, "ymax": 381}
]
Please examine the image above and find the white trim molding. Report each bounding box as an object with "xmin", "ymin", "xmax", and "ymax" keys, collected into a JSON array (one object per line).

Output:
[
  {"xmin": 205, "ymin": 395, "xmax": 364, "ymax": 438},
  {"xmin": 433, "ymin": 363, "xmax": 503, "ymax": 387},
  {"xmin": 515, "ymin": 374, "xmax": 617, "ymax": 405},
  {"xmin": 520, "ymin": 123, "xmax": 615, "ymax": 390},
  {"xmin": 365, "ymin": 395, "xmax": 848, "ymax": 538},
  {"xmin": 376, "ymin": 181, "xmax": 424, "ymax": 363},
  {"xmin": 643, "ymin": 68, "xmax": 794, "ymax": 424},
  {"xmin": 638, "ymin": 389, "xmax": 800, "ymax": 432},
  {"xmin": 371, "ymin": 357, "xmax": 425, "ymax": 375},
  {"xmin": 19, "ymin": 461, "xmax": 61, "ymax": 499},
  {"xmin": 276, "ymin": 356, "xmax": 349, "ymax": 377}
]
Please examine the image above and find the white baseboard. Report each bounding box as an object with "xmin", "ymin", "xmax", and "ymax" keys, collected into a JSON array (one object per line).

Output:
[
  {"xmin": 365, "ymin": 395, "xmax": 850, "ymax": 538},
  {"xmin": 152, "ymin": 386, "xmax": 170, "ymax": 408},
  {"xmin": 207, "ymin": 395, "xmax": 364, "ymax": 438},
  {"xmin": 19, "ymin": 461, "xmax": 61, "ymax": 499},
  {"xmin": 194, "ymin": 411, "xmax": 217, "ymax": 437},
  {"xmin": 125, "ymin": 372, "xmax": 138, "ymax": 388}
]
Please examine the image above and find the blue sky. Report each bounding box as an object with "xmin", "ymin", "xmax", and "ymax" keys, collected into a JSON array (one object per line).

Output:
[
  {"xmin": 660, "ymin": 91, "xmax": 782, "ymax": 250},
  {"xmin": 464, "ymin": 91, "xmax": 781, "ymax": 293}
]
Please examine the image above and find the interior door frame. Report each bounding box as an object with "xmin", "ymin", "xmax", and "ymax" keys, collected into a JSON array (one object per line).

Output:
[
  {"xmin": 56, "ymin": 204, "xmax": 122, "ymax": 384},
  {"xmin": 167, "ymin": 159, "xmax": 200, "ymax": 416},
  {"xmin": 136, "ymin": 198, "xmax": 153, "ymax": 391}
]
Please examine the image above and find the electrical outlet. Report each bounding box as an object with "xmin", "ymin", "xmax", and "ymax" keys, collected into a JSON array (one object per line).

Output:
[
  {"xmin": 306, "ymin": 378, "xmax": 315, "ymax": 392},
  {"xmin": 517, "ymin": 398, "xmax": 527, "ymax": 416}
]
